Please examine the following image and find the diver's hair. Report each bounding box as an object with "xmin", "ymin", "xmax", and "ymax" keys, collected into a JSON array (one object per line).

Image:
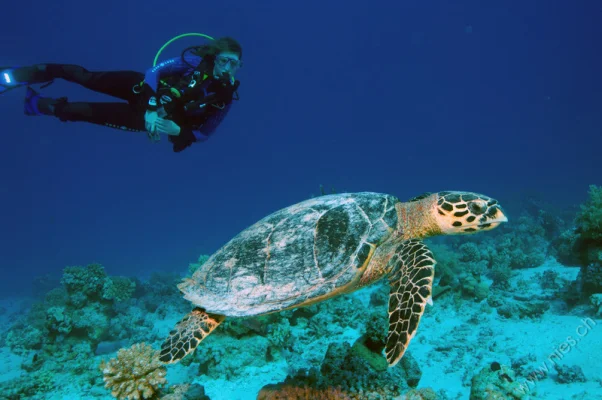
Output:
[{"xmin": 193, "ymin": 37, "xmax": 243, "ymax": 60}]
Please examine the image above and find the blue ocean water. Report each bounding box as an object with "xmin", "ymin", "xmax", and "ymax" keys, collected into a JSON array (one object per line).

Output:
[{"xmin": 0, "ymin": 1, "xmax": 600, "ymax": 399}]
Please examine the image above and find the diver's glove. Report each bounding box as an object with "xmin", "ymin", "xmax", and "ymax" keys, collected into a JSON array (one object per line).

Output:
[{"xmin": 155, "ymin": 118, "xmax": 181, "ymax": 136}]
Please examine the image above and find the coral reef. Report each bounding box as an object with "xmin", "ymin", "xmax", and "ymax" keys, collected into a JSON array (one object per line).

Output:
[
  {"xmin": 61, "ymin": 263, "xmax": 108, "ymax": 298},
  {"xmin": 553, "ymin": 364, "xmax": 587, "ymax": 384},
  {"xmin": 460, "ymin": 273, "xmax": 490, "ymax": 301},
  {"xmin": 0, "ymin": 368, "xmax": 57, "ymax": 398},
  {"xmin": 103, "ymin": 276, "xmax": 136, "ymax": 302},
  {"xmin": 5, "ymin": 264, "xmax": 138, "ymax": 356},
  {"xmin": 99, "ymin": 342, "xmax": 167, "ymax": 400},
  {"xmin": 510, "ymin": 353, "xmax": 539, "ymax": 380},
  {"xmin": 431, "ymin": 212, "xmax": 551, "ymax": 302},
  {"xmin": 579, "ymin": 263, "xmax": 602, "ymax": 296},
  {"xmin": 196, "ymin": 335, "xmax": 270, "ymax": 380},
  {"xmin": 160, "ymin": 383, "xmax": 210, "ymax": 400},
  {"xmin": 402, "ymin": 388, "xmax": 441, "ymax": 400},
  {"xmin": 469, "ymin": 362, "xmax": 527, "ymax": 400},
  {"xmin": 3, "ymin": 184, "xmax": 602, "ymax": 399},
  {"xmin": 257, "ymin": 384, "xmax": 352, "ymax": 400},
  {"xmin": 554, "ymin": 228, "xmax": 582, "ymax": 266},
  {"xmin": 0, "ymin": 263, "xmax": 179, "ymax": 398},
  {"xmin": 266, "ymin": 318, "xmax": 293, "ymax": 349},
  {"xmin": 590, "ymin": 293, "xmax": 602, "ymax": 316},
  {"xmin": 261, "ymin": 339, "xmax": 421, "ymax": 400},
  {"xmin": 554, "ymin": 185, "xmax": 602, "ymax": 301},
  {"xmin": 575, "ymin": 185, "xmax": 602, "ymax": 241},
  {"xmin": 537, "ymin": 269, "xmax": 561, "ymax": 290},
  {"xmin": 493, "ymin": 297, "xmax": 550, "ymax": 320}
]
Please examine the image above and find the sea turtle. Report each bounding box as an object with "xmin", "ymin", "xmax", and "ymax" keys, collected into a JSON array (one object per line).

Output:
[{"xmin": 160, "ymin": 191, "xmax": 507, "ymax": 367}]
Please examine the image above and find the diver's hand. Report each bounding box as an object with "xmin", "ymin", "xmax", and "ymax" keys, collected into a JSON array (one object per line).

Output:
[
  {"xmin": 155, "ymin": 118, "xmax": 181, "ymax": 136},
  {"xmin": 144, "ymin": 110, "xmax": 161, "ymax": 142},
  {"xmin": 144, "ymin": 110, "xmax": 159, "ymax": 133}
]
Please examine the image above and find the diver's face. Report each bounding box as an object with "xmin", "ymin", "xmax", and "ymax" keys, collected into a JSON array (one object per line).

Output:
[{"xmin": 213, "ymin": 51, "xmax": 242, "ymax": 80}]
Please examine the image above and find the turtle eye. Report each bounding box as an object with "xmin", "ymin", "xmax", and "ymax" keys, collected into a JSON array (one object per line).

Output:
[{"xmin": 469, "ymin": 201, "xmax": 487, "ymax": 215}]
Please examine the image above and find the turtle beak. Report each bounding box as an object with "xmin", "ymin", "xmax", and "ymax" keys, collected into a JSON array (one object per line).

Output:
[{"xmin": 477, "ymin": 206, "xmax": 508, "ymax": 231}]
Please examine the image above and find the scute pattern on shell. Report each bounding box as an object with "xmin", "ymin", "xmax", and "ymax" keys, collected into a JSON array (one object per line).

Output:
[{"xmin": 179, "ymin": 193, "xmax": 400, "ymax": 317}]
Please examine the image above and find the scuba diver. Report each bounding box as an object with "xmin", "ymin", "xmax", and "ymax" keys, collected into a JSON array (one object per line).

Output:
[{"xmin": 0, "ymin": 36, "xmax": 242, "ymax": 152}]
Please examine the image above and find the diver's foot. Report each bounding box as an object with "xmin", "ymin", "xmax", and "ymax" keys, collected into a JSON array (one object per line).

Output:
[
  {"xmin": 24, "ymin": 87, "xmax": 46, "ymax": 116},
  {"xmin": 24, "ymin": 87, "xmax": 66, "ymax": 116}
]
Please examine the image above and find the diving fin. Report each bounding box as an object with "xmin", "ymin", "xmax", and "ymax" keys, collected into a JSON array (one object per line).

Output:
[
  {"xmin": 1, "ymin": 67, "xmax": 27, "ymax": 94},
  {"xmin": 1, "ymin": 65, "xmax": 54, "ymax": 95}
]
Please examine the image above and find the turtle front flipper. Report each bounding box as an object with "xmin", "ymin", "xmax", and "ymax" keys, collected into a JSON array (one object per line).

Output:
[
  {"xmin": 159, "ymin": 307, "xmax": 225, "ymax": 364},
  {"xmin": 385, "ymin": 239, "xmax": 436, "ymax": 367}
]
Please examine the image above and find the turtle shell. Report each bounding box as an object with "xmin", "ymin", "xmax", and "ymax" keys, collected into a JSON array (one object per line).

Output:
[{"xmin": 179, "ymin": 192, "xmax": 400, "ymax": 317}]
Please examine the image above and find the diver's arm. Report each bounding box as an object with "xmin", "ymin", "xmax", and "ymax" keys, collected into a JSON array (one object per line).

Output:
[
  {"xmin": 196, "ymin": 103, "xmax": 232, "ymax": 136},
  {"xmin": 166, "ymin": 93, "xmax": 233, "ymax": 152},
  {"xmin": 175, "ymin": 103, "xmax": 232, "ymax": 143},
  {"xmin": 169, "ymin": 128, "xmax": 202, "ymax": 152},
  {"xmin": 168, "ymin": 105, "xmax": 231, "ymax": 152}
]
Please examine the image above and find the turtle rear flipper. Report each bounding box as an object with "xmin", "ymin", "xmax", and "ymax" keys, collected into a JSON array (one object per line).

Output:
[
  {"xmin": 385, "ymin": 239, "xmax": 436, "ymax": 367},
  {"xmin": 160, "ymin": 307, "xmax": 225, "ymax": 364}
]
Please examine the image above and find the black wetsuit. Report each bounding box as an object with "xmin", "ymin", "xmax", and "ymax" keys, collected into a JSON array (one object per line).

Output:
[{"xmin": 15, "ymin": 54, "xmax": 237, "ymax": 152}]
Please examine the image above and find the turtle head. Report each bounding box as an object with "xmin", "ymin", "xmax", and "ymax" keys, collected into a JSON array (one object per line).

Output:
[{"xmin": 433, "ymin": 191, "xmax": 508, "ymax": 235}]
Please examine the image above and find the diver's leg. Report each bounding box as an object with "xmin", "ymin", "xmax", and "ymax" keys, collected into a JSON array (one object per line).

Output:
[
  {"xmin": 25, "ymin": 86, "xmax": 146, "ymax": 132},
  {"xmin": 29, "ymin": 95, "xmax": 145, "ymax": 133},
  {"xmin": 7, "ymin": 64, "xmax": 143, "ymax": 102},
  {"xmin": 53, "ymin": 101, "xmax": 147, "ymax": 131}
]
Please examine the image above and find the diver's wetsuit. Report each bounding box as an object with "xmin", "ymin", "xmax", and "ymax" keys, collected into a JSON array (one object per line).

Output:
[{"xmin": 17, "ymin": 54, "xmax": 235, "ymax": 152}]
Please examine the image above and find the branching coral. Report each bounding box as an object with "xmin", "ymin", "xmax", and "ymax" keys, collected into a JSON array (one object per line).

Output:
[
  {"xmin": 99, "ymin": 342, "xmax": 167, "ymax": 400},
  {"xmin": 102, "ymin": 276, "xmax": 136, "ymax": 302},
  {"xmin": 576, "ymin": 185, "xmax": 602, "ymax": 240},
  {"xmin": 72, "ymin": 303, "xmax": 110, "ymax": 342},
  {"xmin": 61, "ymin": 263, "xmax": 108, "ymax": 297}
]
